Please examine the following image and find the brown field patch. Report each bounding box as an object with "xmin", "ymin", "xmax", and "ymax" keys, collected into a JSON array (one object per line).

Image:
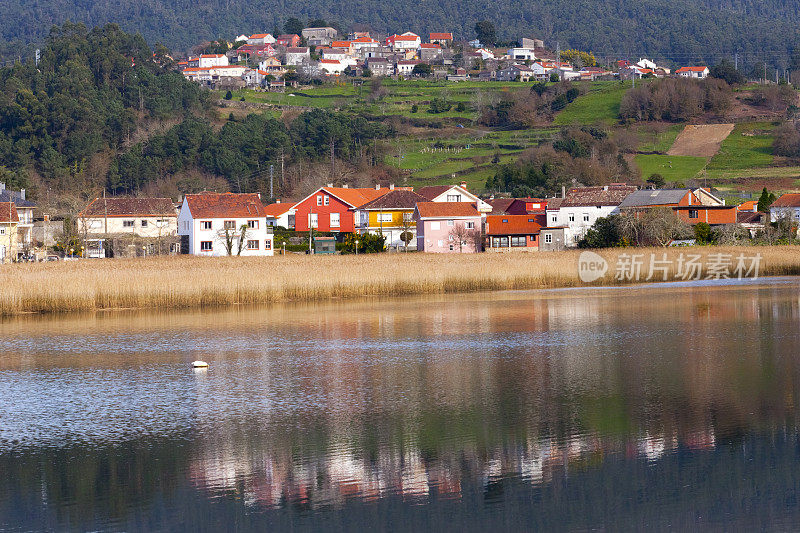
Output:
[{"xmin": 668, "ymin": 123, "xmax": 735, "ymax": 157}]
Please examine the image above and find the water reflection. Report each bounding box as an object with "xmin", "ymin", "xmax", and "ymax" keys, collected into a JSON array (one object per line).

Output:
[{"xmin": 2, "ymin": 280, "xmax": 800, "ymax": 530}]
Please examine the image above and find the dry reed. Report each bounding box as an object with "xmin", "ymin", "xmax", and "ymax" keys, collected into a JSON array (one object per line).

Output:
[{"xmin": 1, "ymin": 246, "xmax": 799, "ymax": 316}]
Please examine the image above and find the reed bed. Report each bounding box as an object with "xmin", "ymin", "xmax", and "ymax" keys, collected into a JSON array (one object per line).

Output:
[{"xmin": 1, "ymin": 246, "xmax": 800, "ymax": 316}]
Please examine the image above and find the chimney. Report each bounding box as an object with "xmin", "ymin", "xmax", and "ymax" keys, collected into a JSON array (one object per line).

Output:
[
  {"xmin": 44, "ymin": 214, "xmax": 50, "ymax": 222},
  {"xmin": 327, "ymin": 182, "xmax": 333, "ymax": 188},
  {"xmin": 276, "ymin": 199, "xmax": 280, "ymax": 203},
  {"xmin": 561, "ymin": 186, "xmax": 566, "ymax": 198},
  {"xmin": 0, "ymin": 182, "xmax": 4, "ymax": 193},
  {"xmin": 375, "ymin": 183, "xmax": 380, "ymax": 190},
  {"xmin": 20, "ymin": 188, "xmax": 25, "ymax": 200},
  {"xmin": 389, "ymin": 183, "xmax": 395, "ymax": 190},
  {"xmin": 342, "ymin": 184, "xmax": 348, "ymax": 188},
  {"xmin": 460, "ymin": 181, "xmax": 467, "ymax": 189}
]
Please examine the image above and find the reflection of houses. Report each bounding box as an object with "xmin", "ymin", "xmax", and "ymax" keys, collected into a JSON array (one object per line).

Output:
[
  {"xmin": 177, "ymin": 192, "xmax": 273, "ymax": 256},
  {"xmin": 354, "ymin": 188, "xmax": 428, "ymax": 249}
]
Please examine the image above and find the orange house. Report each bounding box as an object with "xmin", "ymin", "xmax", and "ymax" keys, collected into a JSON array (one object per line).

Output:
[{"xmin": 485, "ymin": 214, "xmax": 546, "ymax": 250}]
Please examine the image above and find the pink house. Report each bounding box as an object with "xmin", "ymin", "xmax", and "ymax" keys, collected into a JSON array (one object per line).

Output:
[{"xmin": 413, "ymin": 202, "xmax": 482, "ymax": 253}]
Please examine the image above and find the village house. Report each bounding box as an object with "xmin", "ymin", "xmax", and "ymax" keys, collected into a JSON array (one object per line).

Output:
[
  {"xmin": 0, "ymin": 202, "xmax": 19, "ymax": 263},
  {"xmin": 387, "ymin": 33, "xmax": 421, "ymax": 52},
  {"xmin": 507, "ymin": 47, "xmax": 536, "ymax": 61},
  {"xmin": 414, "ymin": 202, "xmax": 482, "ymax": 253},
  {"xmin": 428, "ymin": 32, "xmax": 453, "ymax": 45},
  {"xmin": 485, "ymin": 214, "xmax": 546, "ymax": 251},
  {"xmin": 235, "ymin": 44, "xmax": 277, "ymax": 62},
  {"xmin": 417, "ymin": 184, "xmax": 493, "ymax": 213},
  {"xmin": 676, "ymin": 66, "xmax": 709, "ymax": 79},
  {"xmin": 321, "ymin": 48, "xmax": 349, "ymax": 61},
  {"xmin": 264, "ymin": 202, "xmax": 295, "ymax": 229},
  {"xmin": 77, "ymin": 197, "xmax": 178, "ymax": 257},
  {"xmin": 547, "ymin": 184, "xmax": 637, "ymax": 246},
  {"xmin": 247, "ymin": 34, "xmax": 276, "ymax": 45},
  {"xmin": 447, "ymin": 68, "xmax": 468, "ymax": 81},
  {"xmin": 487, "ymin": 197, "xmax": 548, "ymax": 215},
  {"xmin": 319, "ymin": 59, "xmax": 348, "ymax": 75},
  {"xmin": 496, "ymin": 64, "xmax": 533, "ymax": 82},
  {"xmin": 182, "ymin": 65, "xmax": 248, "ymax": 86},
  {"xmin": 769, "ymin": 193, "xmax": 800, "ymax": 224},
  {"xmin": 365, "ymin": 57, "xmax": 393, "ymax": 76},
  {"xmin": 285, "ymin": 47, "xmax": 310, "ymax": 65},
  {"xmin": 620, "ymin": 188, "xmax": 738, "ymax": 225},
  {"xmin": 177, "ymin": 192, "xmax": 273, "ymax": 256},
  {"xmin": 187, "ymin": 54, "xmax": 229, "ymax": 68},
  {"xmin": 0, "ymin": 183, "xmax": 34, "ymax": 258},
  {"xmin": 276, "ymin": 34, "xmax": 301, "ymax": 48},
  {"xmin": 302, "ymin": 27, "xmax": 338, "ymax": 46},
  {"xmin": 354, "ymin": 188, "xmax": 427, "ymax": 249},
  {"xmin": 351, "ymin": 37, "xmax": 381, "ymax": 55},
  {"xmin": 330, "ymin": 40, "xmax": 355, "ymax": 55},
  {"xmin": 258, "ymin": 56, "xmax": 285, "ymax": 76},
  {"xmin": 396, "ymin": 60, "xmax": 421, "ymax": 76},
  {"xmin": 291, "ymin": 186, "xmax": 390, "ymax": 233},
  {"xmin": 419, "ymin": 44, "xmax": 443, "ymax": 62}
]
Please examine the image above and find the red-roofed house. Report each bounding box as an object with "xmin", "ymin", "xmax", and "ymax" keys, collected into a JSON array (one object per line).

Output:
[
  {"xmin": 429, "ymin": 32, "xmax": 453, "ymax": 44},
  {"xmin": 177, "ymin": 192, "xmax": 273, "ymax": 256},
  {"xmin": 319, "ymin": 59, "xmax": 348, "ymax": 75},
  {"xmin": 413, "ymin": 202, "xmax": 482, "ymax": 253},
  {"xmin": 248, "ymin": 33, "xmax": 276, "ymax": 45},
  {"xmin": 485, "ymin": 214, "xmax": 546, "ymax": 250},
  {"xmin": 198, "ymin": 54, "xmax": 229, "ymax": 68},
  {"xmin": 387, "ymin": 33, "xmax": 421, "ymax": 51},
  {"xmin": 770, "ymin": 193, "xmax": 800, "ymax": 227},
  {"xmin": 291, "ymin": 186, "xmax": 391, "ymax": 232},
  {"xmin": 676, "ymin": 66, "xmax": 709, "ymax": 79},
  {"xmin": 276, "ymin": 34, "xmax": 301, "ymax": 47},
  {"xmin": 264, "ymin": 202, "xmax": 295, "ymax": 228}
]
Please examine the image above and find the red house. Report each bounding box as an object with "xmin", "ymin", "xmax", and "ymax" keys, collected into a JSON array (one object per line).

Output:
[
  {"xmin": 292, "ymin": 186, "xmax": 389, "ymax": 232},
  {"xmin": 276, "ymin": 34, "xmax": 301, "ymax": 47},
  {"xmin": 485, "ymin": 214, "xmax": 546, "ymax": 250}
]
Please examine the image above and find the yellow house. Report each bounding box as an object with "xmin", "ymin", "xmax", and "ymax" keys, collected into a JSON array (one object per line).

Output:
[
  {"xmin": 0, "ymin": 201, "xmax": 19, "ymax": 263},
  {"xmin": 354, "ymin": 189, "xmax": 428, "ymax": 250}
]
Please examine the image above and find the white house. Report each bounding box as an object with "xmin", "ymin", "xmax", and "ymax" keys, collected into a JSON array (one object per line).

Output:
[
  {"xmin": 285, "ymin": 47, "xmax": 310, "ymax": 66},
  {"xmin": 387, "ymin": 33, "xmax": 421, "ymax": 52},
  {"xmin": 675, "ymin": 66, "xmax": 709, "ymax": 79},
  {"xmin": 318, "ymin": 59, "xmax": 348, "ymax": 75},
  {"xmin": 264, "ymin": 202, "xmax": 295, "ymax": 229},
  {"xmin": 507, "ymin": 47, "xmax": 536, "ymax": 61},
  {"xmin": 545, "ymin": 185, "xmax": 637, "ymax": 246},
  {"xmin": 248, "ymin": 33, "xmax": 276, "ymax": 45},
  {"xmin": 416, "ymin": 183, "xmax": 493, "ymax": 213},
  {"xmin": 177, "ymin": 192, "xmax": 273, "ymax": 256},
  {"xmin": 78, "ymin": 197, "xmax": 177, "ymax": 238},
  {"xmin": 770, "ymin": 193, "xmax": 800, "ymax": 225},
  {"xmin": 198, "ymin": 54, "xmax": 229, "ymax": 68},
  {"xmin": 396, "ymin": 60, "xmax": 420, "ymax": 76}
]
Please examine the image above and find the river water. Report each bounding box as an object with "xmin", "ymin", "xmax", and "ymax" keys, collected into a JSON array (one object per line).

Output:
[{"xmin": 2, "ymin": 279, "xmax": 800, "ymax": 531}]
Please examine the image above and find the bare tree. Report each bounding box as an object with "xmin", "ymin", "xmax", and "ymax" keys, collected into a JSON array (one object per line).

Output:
[
  {"xmin": 448, "ymin": 222, "xmax": 471, "ymax": 253},
  {"xmin": 398, "ymin": 213, "xmax": 415, "ymax": 252},
  {"xmin": 219, "ymin": 224, "xmax": 250, "ymax": 256},
  {"xmin": 467, "ymin": 228, "xmax": 484, "ymax": 253}
]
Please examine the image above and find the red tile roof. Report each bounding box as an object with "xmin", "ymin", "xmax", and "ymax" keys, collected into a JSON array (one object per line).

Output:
[
  {"xmin": 561, "ymin": 185, "xmax": 637, "ymax": 207},
  {"xmin": 80, "ymin": 197, "xmax": 176, "ymax": 218},
  {"xmin": 415, "ymin": 202, "xmax": 480, "ymax": 218},
  {"xmin": 429, "ymin": 32, "xmax": 453, "ymax": 40},
  {"xmin": 331, "ymin": 41, "xmax": 352, "ymax": 48},
  {"xmin": 486, "ymin": 198, "xmax": 516, "ymax": 214},
  {"xmin": 185, "ymin": 192, "xmax": 266, "ymax": 218},
  {"xmin": 485, "ymin": 214, "xmax": 545, "ymax": 235},
  {"xmin": 417, "ymin": 185, "xmax": 455, "ymax": 200},
  {"xmin": 357, "ymin": 189, "xmax": 428, "ymax": 210},
  {"xmin": 264, "ymin": 202, "xmax": 294, "ymax": 216},
  {"xmin": 676, "ymin": 66, "xmax": 708, "ymax": 73},
  {"xmin": 301, "ymin": 187, "xmax": 390, "ymax": 208},
  {"xmin": 0, "ymin": 202, "xmax": 19, "ymax": 223},
  {"xmin": 771, "ymin": 193, "xmax": 800, "ymax": 208},
  {"xmin": 200, "ymin": 54, "xmax": 225, "ymax": 58},
  {"xmin": 420, "ymin": 43, "xmax": 441, "ymax": 49}
]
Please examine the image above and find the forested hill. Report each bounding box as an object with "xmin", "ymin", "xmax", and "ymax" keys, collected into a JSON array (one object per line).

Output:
[{"xmin": 2, "ymin": 0, "xmax": 800, "ymax": 67}]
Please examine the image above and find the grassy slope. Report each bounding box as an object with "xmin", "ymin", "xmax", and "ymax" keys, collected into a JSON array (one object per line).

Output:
[
  {"xmin": 634, "ymin": 154, "xmax": 708, "ymax": 183},
  {"xmin": 705, "ymin": 122, "xmax": 777, "ymax": 178},
  {"xmin": 553, "ymin": 81, "xmax": 628, "ymax": 126}
]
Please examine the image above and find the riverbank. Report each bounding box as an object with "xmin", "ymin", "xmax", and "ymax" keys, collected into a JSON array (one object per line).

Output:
[{"xmin": 1, "ymin": 246, "xmax": 800, "ymax": 316}]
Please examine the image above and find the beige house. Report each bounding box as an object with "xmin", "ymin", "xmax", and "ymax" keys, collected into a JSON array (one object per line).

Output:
[
  {"xmin": 0, "ymin": 201, "xmax": 19, "ymax": 263},
  {"xmin": 79, "ymin": 197, "xmax": 177, "ymax": 237},
  {"xmin": 0, "ymin": 183, "xmax": 34, "ymax": 258}
]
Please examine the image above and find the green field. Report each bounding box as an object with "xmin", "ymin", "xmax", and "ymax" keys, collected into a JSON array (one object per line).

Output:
[
  {"xmin": 634, "ymin": 154, "xmax": 708, "ymax": 183},
  {"xmin": 706, "ymin": 122, "xmax": 776, "ymax": 178},
  {"xmin": 637, "ymin": 124, "xmax": 683, "ymax": 153},
  {"xmin": 554, "ymin": 81, "xmax": 628, "ymax": 126}
]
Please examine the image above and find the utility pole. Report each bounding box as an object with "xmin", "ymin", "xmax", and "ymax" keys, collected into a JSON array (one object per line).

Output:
[
  {"xmin": 269, "ymin": 165, "xmax": 274, "ymax": 199},
  {"xmin": 735, "ymin": 52, "xmax": 738, "ymax": 71},
  {"xmin": 279, "ymin": 148, "xmax": 284, "ymax": 187},
  {"xmin": 330, "ymin": 138, "xmax": 335, "ymax": 182}
]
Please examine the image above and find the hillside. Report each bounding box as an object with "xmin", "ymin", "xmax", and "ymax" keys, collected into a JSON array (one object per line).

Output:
[{"xmin": 2, "ymin": 0, "xmax": 800, "ymax": 68}]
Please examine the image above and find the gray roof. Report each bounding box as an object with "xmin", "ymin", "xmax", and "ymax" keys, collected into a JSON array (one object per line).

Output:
[
  {"xmin": 618, "ymin": 189, "xmax": 691, "ymax": 208},
  {"xmin": 0, "ymin": 190, "xmax": 35, "ymax": 208}
]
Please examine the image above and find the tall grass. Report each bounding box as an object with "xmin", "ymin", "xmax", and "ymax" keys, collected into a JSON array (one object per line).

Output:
[{"xmin": 1, "ymin": 246, "xmax": 799, "ymax": 316}]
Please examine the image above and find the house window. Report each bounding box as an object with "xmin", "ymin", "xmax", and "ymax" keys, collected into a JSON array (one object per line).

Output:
[
  {"xmin": 0, "ymin": 228, "xmax": 4, "ymax": 235},
  {"xmin": 529, "ymin": 235, "xmax": 536, "ymax": 242},
  {"xmin": 379, "ymin": 213, "xmax": 392, "ymax": 223},
  {"xmin": 568, "ymin": 213, "xmax": 575, "ymax": 222},
  {"xmin": 224, "ymin": 220, "xmax": 236, "ymax": 230},
  {"xmin": 502, "ymin": 219, "xmax": 508, "ymax": 223},
  {"xmin": 491, "ymin": 236, "xmax": 509, "ymax": 247},
  {"xmin": 324, "ymin": 196, "xmax": 330, "ymax": 206},
  {"xmin": 246, "ymin": 240, "xmax": 259, "ymax": 249},
  {"xmin": 583, "ymin": 213, "xmax": 590, "ymax": 222},
  {"xmin": 447, "ymin": 194, "xmax": 461, "ymax": 202},
  {"xmin": 248, "ymin": 220, "xmax": 259, "ymax": 229},
  {"xmin": 466, "ymin": 221, "xmax": 475, "ymax": 229},
  {"xmin": 551, "ymin": 215, "xmax": 557, "ymax": 223},
  {"xmin": 449, "ymin": 234, "xmax": 454, "ymax": 241},
  {"xmin": 449, "ymin": 244, "xmax": 454, "ymax": 251},
  {"xmin": 200, "ymin": 241, "xmax": 212, "ymax": 251},
  {"xmin": 309, "ymin": 213, "xmax": 318, "ymax": 228},
  {"xmin": 201, "ymin": 221, "xmax": 212, "ymax": 230},
  {"xmin": 511, "ymin": 236, "xmax": 526, "ymax": 247},
  {"xmin": 689, "ymin": 210, "xmax": 699, "ymax": 219},
  {"xmin": 545, "ymin": 234, "xmax": 552, "ymax": 244},
  {"xmin": 447, "ymin": 220, "xmax": 455, "ymax": 226},
  {"xmin": 330, "ymin": 213, "xmax": 340, "ymax": 227},
  {"xmin": 141, "ymin": 220, "xmax": 148, "ymax": 227},
  {"xmin": 265, "ymin": 240, "xmax": 272, "ymax": 250},
  {"xmin": 317, "ymin": 195, "xmax": 323, "ymax": 206},
  {"xmin": 403, "ymin": 212, "xmax": 413, "ymax": 222},
  {"xmin": 431, "ymin": 221, "xmax": 440, "ymax": 230},
  {"xmin": 123, "ymin": 220, "xmax": 134, "ymax": 227}
]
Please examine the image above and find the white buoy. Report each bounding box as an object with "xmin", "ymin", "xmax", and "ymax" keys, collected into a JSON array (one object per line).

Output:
[{"xmin": 192, "ymin": 360, "xmax": 209, "ymax": 368}]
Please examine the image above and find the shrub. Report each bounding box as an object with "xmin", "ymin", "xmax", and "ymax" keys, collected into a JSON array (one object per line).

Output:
[{"xmin": 224, "ymin": 90, "xmax": 233, "ymax": 100}]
